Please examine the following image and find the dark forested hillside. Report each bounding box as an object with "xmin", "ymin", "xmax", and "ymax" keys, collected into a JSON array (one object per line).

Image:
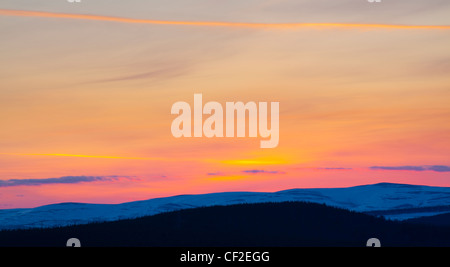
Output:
[
  {"xmin": 1, "ymin": 201, "xmax": 450, "ymax": 247},
  {"xmin": 405, "ymin": 212, "xmax": 450, "ymax": 227}
]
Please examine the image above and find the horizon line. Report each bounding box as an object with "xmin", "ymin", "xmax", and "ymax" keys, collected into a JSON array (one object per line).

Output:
[
  {"xmin": 1, "ymin": 9, "xmax": 450, "ymax": 30},
  {"xmin": 0, "ymin": 181, "xmax": 440, "ymax": 210}
]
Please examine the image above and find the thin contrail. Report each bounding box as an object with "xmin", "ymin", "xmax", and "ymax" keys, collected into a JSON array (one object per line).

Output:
[{"xmin": 1, "ymin": 9, "xmax": 450, "ymax": 30}]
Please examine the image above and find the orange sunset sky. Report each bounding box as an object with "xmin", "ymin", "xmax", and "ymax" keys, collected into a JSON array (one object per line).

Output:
[{"xmin": 0, "ymin": 0, "xmax": 449, "ymax": 208}]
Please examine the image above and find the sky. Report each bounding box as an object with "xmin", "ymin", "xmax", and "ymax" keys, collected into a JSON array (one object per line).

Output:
[{"xmin": 0, "ymin": 0, "xmax": 449, "ymax": 208}]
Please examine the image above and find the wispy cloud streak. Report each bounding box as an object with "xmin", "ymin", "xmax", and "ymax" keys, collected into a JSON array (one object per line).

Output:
[
  {"xmin": 242, "ymin": 170, "xmax": 285, "ymax": 174},
  {"xmin": 316, "ymin": 167, "xmax": 353, "ymax": 170},
  {"xmin": 0, "ymin": 175, "xmax": 133, "ymax": 187},
  {"xmin": 0, "ymin": 153, "xmax": 163, "ymax": 160},
  {"xmin": 370, "ymin": 165, "xmax": 450, "ymax": 172},
  {"xmin": 1, "ymin": 9, "xmax": 450, "ymax": 29}
]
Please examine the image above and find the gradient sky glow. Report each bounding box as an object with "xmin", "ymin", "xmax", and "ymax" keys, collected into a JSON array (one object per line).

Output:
[{"xmin": 1, "ymin": 0, "xmax": 449, "ymax": 208}]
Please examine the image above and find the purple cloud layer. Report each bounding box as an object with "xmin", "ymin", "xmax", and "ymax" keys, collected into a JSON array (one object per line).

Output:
[{"xmin": 0, "ymin": 175, "xmax": 133, "ymax": 187}]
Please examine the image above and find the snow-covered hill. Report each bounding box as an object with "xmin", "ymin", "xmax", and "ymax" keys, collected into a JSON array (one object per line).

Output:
[{"xmin": 1, "ymin": 182, "xmax": 450, "ymax": 230}]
